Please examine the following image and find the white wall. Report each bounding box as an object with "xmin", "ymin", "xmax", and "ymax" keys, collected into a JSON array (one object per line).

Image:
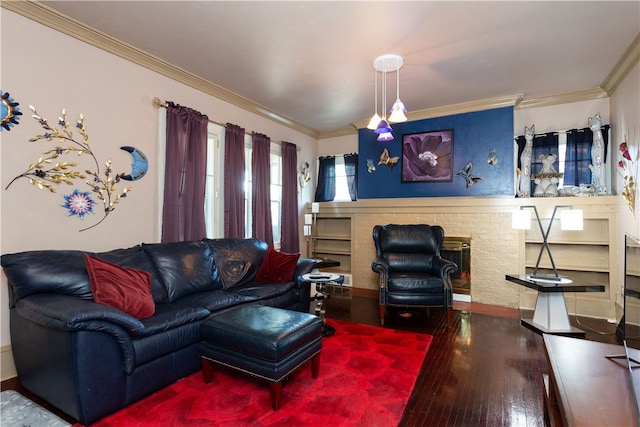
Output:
[
  {"xmin": 610, "ymin": 62, "xmax": 640, "ymax": 309},
  {"xmin": 0, "ymin": 11, "xmax": 317, "ymax": 379},
  {"xmin": 611, "ymin": 61, "xmax": 640, "ymax": 234},
  {"xmin": 317, "ymin": 134, "xmax": 358, "ymax": 157},
  {"xmin": 514, "ymin": 99, "xmax": 610, "ymax": 135}
]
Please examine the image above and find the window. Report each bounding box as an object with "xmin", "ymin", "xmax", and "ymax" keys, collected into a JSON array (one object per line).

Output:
[
  {"xmin": 270, "ymin": 152, "xmax": 282, "ymax": 245},
  {"xmin": 315, "ymin": 154, "xmax": 357, "ymax": 202},
  {"xmin": 244, "ymin": 142, "xmax": 252, "ymax": 237},
  {"xmin": 204, "ymin": 125, "xmax": 282, "ymax": 245},
  {"xmin": 333, "ymin": 156, "xmax": 351, "ymax": 202},
  {"xmin": 204, "ymin": 124, "xmax": 224, "ymax": 239}
]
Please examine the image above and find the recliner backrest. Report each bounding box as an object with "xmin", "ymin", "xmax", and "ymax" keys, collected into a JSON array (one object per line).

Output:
[{"xmin": 373, "ymin": 224, "xmax": 444, "ymax": 272}]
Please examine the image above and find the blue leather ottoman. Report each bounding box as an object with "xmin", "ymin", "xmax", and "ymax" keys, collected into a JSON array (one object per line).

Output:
[{"xmin": 200, "ymin": 305, "xmax": 322, "ymax": 410}]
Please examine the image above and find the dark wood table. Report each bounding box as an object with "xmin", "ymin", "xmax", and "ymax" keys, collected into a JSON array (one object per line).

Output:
[
  {"xmin": 506, "ymin": 274, "xmax": 605, "ymax": 337},
  {"xmin": 543, "ymin": 334, "xmax": 639, "ymax": 426},
  {"xmin": 313, "ymin": 258, "xmax": 341, "ymax": 269}
]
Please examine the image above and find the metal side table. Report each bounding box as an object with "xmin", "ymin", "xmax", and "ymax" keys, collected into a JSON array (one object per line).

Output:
[{"xmin": 301, "ymin": 273, "xmax": 344, "ymax": 337}]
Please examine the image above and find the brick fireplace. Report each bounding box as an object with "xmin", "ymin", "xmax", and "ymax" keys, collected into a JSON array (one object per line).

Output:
[
  {"xmin": 441, "ymin": 236, "xmax": 471, "ymax": 295},
  {"xmin": 312, "ymin": 195, "xmax": 618, "ymax": 317}
]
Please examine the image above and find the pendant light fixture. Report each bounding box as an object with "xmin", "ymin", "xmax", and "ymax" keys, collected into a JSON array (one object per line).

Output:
[
  {"xmin": 366, "ymin": 68, "xmax": 381, "ymax": 130},
  {"xmin": 388, "ymin": 56, "xmax": 407, "ymax": 123},
  {"xmin": 370, "ymin": 54, "xmax": 406, "ymax": 141}
]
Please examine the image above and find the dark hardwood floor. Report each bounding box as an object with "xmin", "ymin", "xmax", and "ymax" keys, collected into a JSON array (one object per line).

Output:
[
  {"xmin": 326, "ymin": 287, "xmax": 618, "ymax": 427},
  {"xmin": 2, "ymin": 287, "xmax": 619, "ymax": 426}
]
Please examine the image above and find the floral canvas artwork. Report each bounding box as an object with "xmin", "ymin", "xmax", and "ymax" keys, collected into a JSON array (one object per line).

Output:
[{"xmin": 402, "ymin": 130, "xmax": 454, "ymax": 182}]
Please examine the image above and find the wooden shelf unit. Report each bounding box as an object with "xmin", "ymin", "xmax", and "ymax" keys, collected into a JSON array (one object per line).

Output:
[
  {"xmin": 521, "ymin": 200, "xmax": 617, "ymax": 318},
  {"xmin": 312, "ymin": 215, "xmax": 352, "ymax": 275}
]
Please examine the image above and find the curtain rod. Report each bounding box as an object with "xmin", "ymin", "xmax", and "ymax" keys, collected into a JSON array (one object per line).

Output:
[
  {"xmin": 153, "ymin": 97, "xmax": 226, "ymax": 129},
  {"xmin": 152, "ymin": 97, "xmax": 300, "ymax": 150},
  {"xmin": 516, "ymin": 124, "xmax": 610, "ymax": 138}
]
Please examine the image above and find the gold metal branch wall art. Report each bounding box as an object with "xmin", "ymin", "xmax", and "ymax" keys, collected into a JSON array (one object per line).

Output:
[{"xmin": 5, "ymin": 106, "xmax": 134, "ymax": 231}]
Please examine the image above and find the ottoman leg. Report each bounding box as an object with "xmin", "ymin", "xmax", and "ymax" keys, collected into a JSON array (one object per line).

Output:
[
  {"xmin": 269, "ymin": 382, "xmax": 282, "ymax": 410},
  {"xmin": 311, "ymin": 352, "xmax": 321, "ymax": 379},
  {"xmin": 202, "ymin": 357, "xmax": 214, "ymax": 383}
]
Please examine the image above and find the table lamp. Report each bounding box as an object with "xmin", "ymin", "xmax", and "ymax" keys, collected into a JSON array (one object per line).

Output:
[
  {"xmin": 512, "ymin": 205, "xmax": 583, "ymax": 281},
  {"xmin": 304, "ymin": 213, "xmax": 313, "ymax": 258}
]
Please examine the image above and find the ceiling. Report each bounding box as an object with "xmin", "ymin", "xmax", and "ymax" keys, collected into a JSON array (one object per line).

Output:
[{"xmin": 28, "ymin": 1, "xmax": 640, "ymax": 136}]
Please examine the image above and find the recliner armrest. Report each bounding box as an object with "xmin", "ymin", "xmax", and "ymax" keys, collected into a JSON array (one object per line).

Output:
[
  {"xmin": 371, "ymin": 256, "xmax": 390, "ymax": 286},
  {"xmin": 432, "ymin": 256, "xmax": 458, "ymax": 286}
]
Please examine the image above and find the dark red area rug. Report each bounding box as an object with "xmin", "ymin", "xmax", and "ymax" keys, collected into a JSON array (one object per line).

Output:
[{"xmin": 82, "ymin": 320, "xmax": 431, "ymax": 426}]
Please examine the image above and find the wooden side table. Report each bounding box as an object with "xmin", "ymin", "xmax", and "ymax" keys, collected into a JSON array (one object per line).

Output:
[{"xmin": 301, "ymin": 273, "xmax": 344, "ymax": 337}]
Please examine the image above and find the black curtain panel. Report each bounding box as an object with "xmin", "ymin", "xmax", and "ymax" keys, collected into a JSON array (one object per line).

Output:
[
  {"xmin": 565, "ymin": 125, "xmax": 609, "ymax": 186},
  {"xmin": 314, "ymin": 156, "xmax": 336, "ymax": 202},
  {"xmin": 344, "ymin": 153, "xmax": 358, "ymax": 201}
]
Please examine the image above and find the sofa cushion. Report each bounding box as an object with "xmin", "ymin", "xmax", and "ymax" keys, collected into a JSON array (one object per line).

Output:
[
  {"xmin": 132, "ymin": 303, "xmax": 209, "ymax": 365},
  {"xmin": 137, "ymin": 303, "xmax": 210, "ymax": 337},
  {"xmin": 143, "ymin": 241, "xmax": 222, "ymax": 302},
  {"xmin": 173, "ymin": 290, "xmax": 254, "ymax": 313},
  {"xmin": 204, "ymin": 238, "xmax": 268, "ymax": 289},
  {"xmin": 85, "ymin": 255, "xmax": 155, "ymax": 320},
  {"xmin": 1, "ymin": 250, "xmax": 92, "ymax": 306},
  {"xmin": 232, "ymin": 281, "xmax": 298, "ymax": 301},
  {"xmin": 92, "ymin": 245, "xmax": 168, "ymax": 303},
  {"xmin": 254, "ymin": 247, "xmax": 300, "ymax": 284}
]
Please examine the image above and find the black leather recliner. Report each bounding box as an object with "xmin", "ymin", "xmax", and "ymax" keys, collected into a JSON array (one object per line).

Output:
[{"xmin": 372, "ymin": 224, "xmax": 458, "ymax": 326}]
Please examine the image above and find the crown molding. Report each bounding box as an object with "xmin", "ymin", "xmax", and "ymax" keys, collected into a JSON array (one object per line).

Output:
[
  {"xmin": 3, "ymin": 0, "xmax": 320, "ymax": 139},
  {"xmin": 515, "ymin": 87, "xmax": 609, "ymax": 110},
  {"xmin": 601, "ymin": 32, "xmax": 640, "ymax": 95},
  {"xmin": 317, "ymin": 126, "xmax": 359, "ymax": 140}
]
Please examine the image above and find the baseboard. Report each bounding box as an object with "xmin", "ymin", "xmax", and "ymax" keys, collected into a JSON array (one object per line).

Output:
[
  {"xmin": 453, "ymin": 293, "xmax": 472, "ymax": 303},
  {"xmin": 1, "ymin": 345, "xmax": 17, "ymax": 381}
]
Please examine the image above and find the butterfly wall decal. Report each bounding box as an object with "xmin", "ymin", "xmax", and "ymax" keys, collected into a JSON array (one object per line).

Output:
[
  {"xmin": 456, "ymin": 162, "xmax": 482, "ymax": 189},
  {"xmin": 378, "ymin": 148, "xmax": 399, "ymax": 172}
]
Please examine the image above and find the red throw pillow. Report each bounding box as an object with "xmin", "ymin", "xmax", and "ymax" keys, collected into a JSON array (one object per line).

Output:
[
  {"xmin": 254, "ymin": 247, "xmax": 300, "ymax": 284},
  {"xmin": 85, "ymin": 254, "xmax": 155, "ymax": 319}
]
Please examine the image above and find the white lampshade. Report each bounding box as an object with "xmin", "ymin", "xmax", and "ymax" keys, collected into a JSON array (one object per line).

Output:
[
  {"xmin": 560, "ymin": 209, "xmax": 583, "ymax": 230},
  {"xmin": 304, "ymin": 214, "xmax": 313, "ymax": 225},
  {"xmin": 311, "ymin": 202, "xmax": 319, "ymax": 213},
  {"xmin": 367, "ymin": 113, "xmax": 381, "ymax": 130},
  {"xmin": 512, "ymin": 209, "xmax": 532, "ymax": 230},
  {"xmin": 388, "ymin": 99, "xmax": 407, "ymax": 123},
  {"xmin": 303, "ymin": 225, "xmax": 311, "ymax": 236}
]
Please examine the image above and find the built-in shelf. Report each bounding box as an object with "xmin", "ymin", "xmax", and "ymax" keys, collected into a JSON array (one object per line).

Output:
[
  {"xmin": 522, "ymin": 204, "xmax": 616, "ymax": 316},
  {"xmin": 312, "ymin": 215, "xmax": 352, "ymax": 276}
]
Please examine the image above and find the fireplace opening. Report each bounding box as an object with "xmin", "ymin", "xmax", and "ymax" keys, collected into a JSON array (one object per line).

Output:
[{"xmin": 441, "ymin": 237, "xmax": 471, "ymax": 295}]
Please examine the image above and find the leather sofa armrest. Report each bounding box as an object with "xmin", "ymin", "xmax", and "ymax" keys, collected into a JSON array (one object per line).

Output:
[
  {"xmin": 293, "ymin": 258, "xmax": 316, "ymax": 285},
  {"xmin": 15, "ymin": 293, "xmax": 145, "ymax": 334},
  {"xmin": 14, "ymin": 294, "xmax": 140, "ymax": 374}
]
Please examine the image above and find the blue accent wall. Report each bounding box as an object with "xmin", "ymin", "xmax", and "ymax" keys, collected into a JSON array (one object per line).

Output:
[{"xmin": 357, "ymin": 106, "xmax": 514, "ymax": 198}]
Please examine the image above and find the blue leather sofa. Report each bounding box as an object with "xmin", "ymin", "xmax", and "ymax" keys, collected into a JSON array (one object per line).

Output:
[{"xmin": 1, "ymin": 238, "xmax": 315, "ymax": 425}]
